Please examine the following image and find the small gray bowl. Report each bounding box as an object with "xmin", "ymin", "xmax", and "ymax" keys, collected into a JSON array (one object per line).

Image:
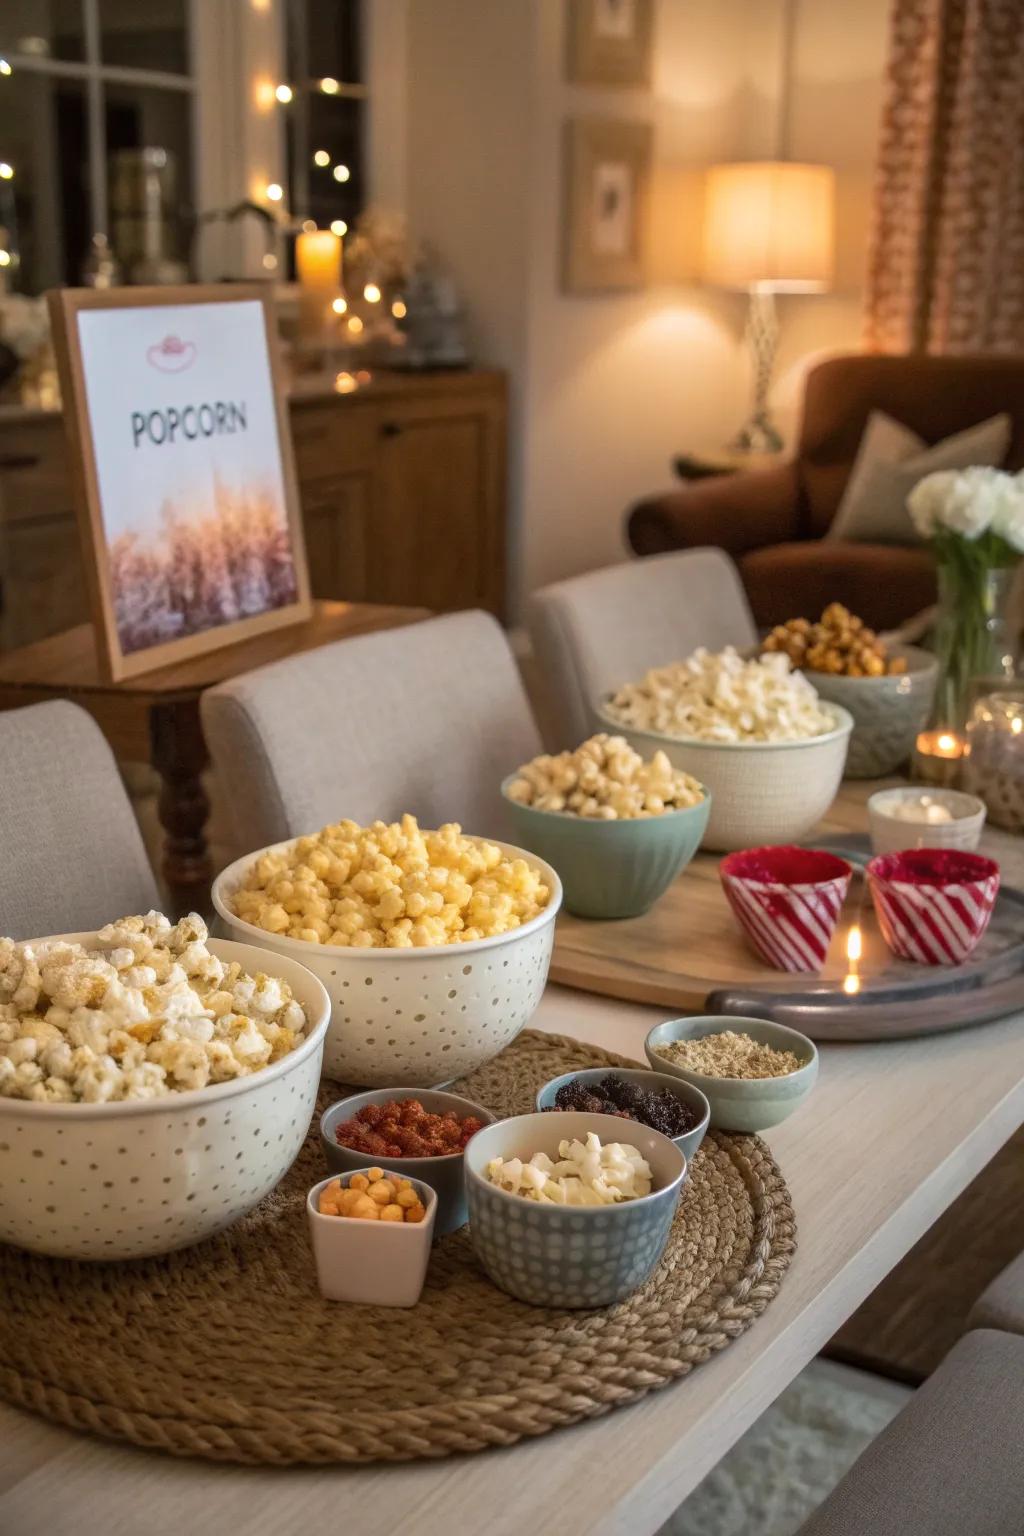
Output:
[
  {"xmin": 464, "ymin": 1110, "xmax": 686, "ymax": 1308},
  {"xmin": 807, "ymin": 644, "xmax": 938, "ymax": 779},
  {"xmin": 535, "ymin": 1066, "xmax": 710, "ymax": 1165},
  {"xmin": 320, "ymin": 1087, "xmax": 495, "ymax": 1236},
  {"xmin": 645, "ymin": 1017, "xmax": 818, "ymax": 1133}
]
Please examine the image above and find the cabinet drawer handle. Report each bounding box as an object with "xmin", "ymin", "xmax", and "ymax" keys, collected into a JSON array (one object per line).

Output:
[
  {"xmin": 0, "ymin": 454, "xmax": 40, "ymax": 470},
  {"xmin": 380, "ymin": 421, "xmax": 402, "ymax": 438}
]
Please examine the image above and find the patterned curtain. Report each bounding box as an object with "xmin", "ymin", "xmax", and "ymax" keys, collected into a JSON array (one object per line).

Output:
[{"xmin": 864, "ymin": 0, "xmax": 1024, "ymax": 353}]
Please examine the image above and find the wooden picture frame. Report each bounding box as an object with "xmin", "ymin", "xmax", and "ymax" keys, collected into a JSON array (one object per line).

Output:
[
  {"xmin": 562, "ymin": 117, "xmax": 653, "ymax": 294},
  {"xmin": 47, "ymin": 283, "xmax": 311, "ymax": 682},
  {"xmin": 566, "ymin": 0, "xmax": 655, "ymax": 87}
]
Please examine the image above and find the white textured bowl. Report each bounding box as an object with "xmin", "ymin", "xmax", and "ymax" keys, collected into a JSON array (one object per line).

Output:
[
  {"xmin": 0, "ymin": 937, "xmax": 330, "ymax": 1261},
  {"xmin": 212, "ymin": 836, "xmax": 562, "ymax": 1088},
  {"xmin": 867, "ymin": 787, "xmax": 986, "ymax": 855},
  {"xmin": 595, "ymin": 702, "xmax": 853, "ymax": 853}
]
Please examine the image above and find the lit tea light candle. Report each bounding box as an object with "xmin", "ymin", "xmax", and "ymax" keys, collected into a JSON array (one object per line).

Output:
[
  {"xmin": 843, "ymin": 923, "xmax": 862, "ymax": 996},
  {"xmin": 295, "ymin": 228, "xmax": 342, "ymax": 342},
  {"xmin": 915, "ymin": 729, "xmax": 965, "ymax": 788}
]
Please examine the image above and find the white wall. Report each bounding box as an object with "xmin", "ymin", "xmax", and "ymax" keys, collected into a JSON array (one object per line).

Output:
[{"xmin": 402, "ymin": 0, "xmax": 892, "ymax": 614}]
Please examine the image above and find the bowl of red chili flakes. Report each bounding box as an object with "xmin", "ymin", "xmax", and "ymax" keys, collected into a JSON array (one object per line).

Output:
[{"xmin": 320, "ymin": 1088, "xmax": 496, "ymax": 1235}]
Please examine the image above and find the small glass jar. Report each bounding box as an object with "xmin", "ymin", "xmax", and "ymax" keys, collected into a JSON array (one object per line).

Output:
[{"xmin": 963, "ymin": 691, "xmax": 1024, "ymax": 832}]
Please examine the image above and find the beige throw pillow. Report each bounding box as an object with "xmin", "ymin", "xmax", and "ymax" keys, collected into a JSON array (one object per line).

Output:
[{"xmin": 827, "ymin": 410, "xmax": 1012, "ymax": 545}]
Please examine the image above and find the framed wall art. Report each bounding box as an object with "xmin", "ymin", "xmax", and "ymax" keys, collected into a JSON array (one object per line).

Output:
[
  {"xmin": 48, "ymin": 284, "xmax": 311, "ymax": 681},
  {"xmin": 566, "ymin": 0, "xmax": 655, "ymax": 87},
  {"xmin": 562, "ymin": 117, "xmax": 653, "ymax": 293}
]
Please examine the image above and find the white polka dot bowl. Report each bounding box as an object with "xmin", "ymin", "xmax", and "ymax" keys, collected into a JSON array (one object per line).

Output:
[
  {"xmin": 464, "ymin": 1111, "xmax": 687, "ymax": 1309},
  {"xmin": 594, "ymin": 700, "xmax": 853, "ymax": 853},
  {"xmin": 212, "ymin": 837, "xmax": 563, "ymax": 1089},
  {"xmin": 0, "ymin": 937, "xmax": 330, "ymax": 1262}
]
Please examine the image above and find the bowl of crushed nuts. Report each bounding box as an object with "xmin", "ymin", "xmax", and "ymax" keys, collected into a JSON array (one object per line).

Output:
[
  {"xmin": 762, "ymin": 605, "xmax": 938, "ymax": 779},
  {"xmin": 212, "ymin": 816, "xmax": 562, "ymax": 1088},
  {"xmin": 645, "ymin": 1017, "xmax": 818, "ymax": 1132},
  {"xmin": 502, "ymin": 734, "xmax": 710, "ymax": 918},
  {"xmin": 0, "ymin": 912, "xmax": 330, "ymax": 1260}
]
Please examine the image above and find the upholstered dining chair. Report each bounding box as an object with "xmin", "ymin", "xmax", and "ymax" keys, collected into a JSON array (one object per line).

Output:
[
  {"xmin": 0, "ymin": 700, "xmax": 159, "ymax": 940},
  {"xmin": 201, "ymin": 608, "xmax": 542, "ymax": 855},
  {"xmin": 527, "ymin": 547, "xmax": 757, "ymax": 747}
]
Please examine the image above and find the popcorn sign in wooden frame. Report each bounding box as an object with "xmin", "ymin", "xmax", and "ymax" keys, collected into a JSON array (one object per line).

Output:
[{"xmin": 48, "ymin": 284, "xmax": 311, "ymax": 681}]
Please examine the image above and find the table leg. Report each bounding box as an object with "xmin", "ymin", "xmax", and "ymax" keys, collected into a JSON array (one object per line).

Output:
[{"xmin": 150, "ymin": 699, "xmax": 213, "ymax": 917}]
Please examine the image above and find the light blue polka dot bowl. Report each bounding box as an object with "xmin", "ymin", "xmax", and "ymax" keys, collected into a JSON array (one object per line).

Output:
[{"xmin": 464, "ymin": 1111, "xmax": 687, "ymax": 1309}]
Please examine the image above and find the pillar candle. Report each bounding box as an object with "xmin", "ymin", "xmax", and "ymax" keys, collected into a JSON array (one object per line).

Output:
[{"xmin": 296, "ymin": 229, "xmax": 342, "ymax": 342}]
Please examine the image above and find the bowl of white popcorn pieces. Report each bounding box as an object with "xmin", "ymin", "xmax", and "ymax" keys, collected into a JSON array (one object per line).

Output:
[
  {"xmin": 502, "ymin": 734, "xmax": 710, "ymax": 918},
  {"xmin": 212, "ymin": 816, "xmax": 562, "ymax": 1088},
  {"xmin": 597, "ymin": 647, "xmax": 853, "ymax": 852},
  {"xmin": 0, "ymin": 911, "xmax": 330, "ymax": 1260},
  {"xmin": 464, "ymin": 1110, "xmax": 687, "ymax": 1308}
]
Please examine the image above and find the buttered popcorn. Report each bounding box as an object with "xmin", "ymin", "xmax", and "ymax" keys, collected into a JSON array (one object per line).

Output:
[
  {"xmin": 231, "ymin": 815, "xmax": 550, "ymax": 948},
  {"xmin": 604, "ymin": 647, "xmax": 835, "ymax": 744},
  {"xmin": 0, "ymin": 911, "xmax": 309, "ymax": 1104},
  {"xmin": 506, "ymin": 733, "xmax": 704, "ymax": 819}
]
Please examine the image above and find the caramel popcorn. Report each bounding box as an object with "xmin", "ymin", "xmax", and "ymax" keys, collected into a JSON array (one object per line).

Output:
[
  {"xmin": 762, "ymin": 603, "xmax": 908, "ymax": 678},
  {"xmin": 0, "ymin": 912, "xmax": 309, "ymax": 1104},
  {"xmin": 230, "ymin": 815, "xmax": 550, "ymax": 948},
  {"xmin": 506, "ymin": 733, "xmax": 704, "ymax": 819}
]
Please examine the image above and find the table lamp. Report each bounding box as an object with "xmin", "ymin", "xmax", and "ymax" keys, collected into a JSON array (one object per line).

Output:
[{"xmin": 702, "ymin": 160, "xmax": 834, "ymax": 453}]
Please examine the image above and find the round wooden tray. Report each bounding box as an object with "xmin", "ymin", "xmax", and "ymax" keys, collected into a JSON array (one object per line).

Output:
[
  {"xmin": 549, "ymin": 784, "xmax": 1024, "ymax": 1041},
  {"xmin": 0, "ymin": 1031, "xmax": 795, "ymax": 1465}
]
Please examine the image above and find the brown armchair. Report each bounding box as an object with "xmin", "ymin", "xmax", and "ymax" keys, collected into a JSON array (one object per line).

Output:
[{"xmin": 627, "ymin": 353, "xmax": 1024, "ymax": 631}]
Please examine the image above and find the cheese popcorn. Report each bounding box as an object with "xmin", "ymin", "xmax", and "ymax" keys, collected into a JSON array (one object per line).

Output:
[
  {"xmin": 604, "ymin": 647, "xmax": 836, "ymax": 744},
  {"xmin": 506, "ymin": 733, "xmax": 704, "ymax": 819},
  {"xmin": 231, "ymin": 814, "xmax": 550, "ymax": 947},
  {"xmin": 0, "ymin": 911, "xmax": 309, "ymax": 1104}
]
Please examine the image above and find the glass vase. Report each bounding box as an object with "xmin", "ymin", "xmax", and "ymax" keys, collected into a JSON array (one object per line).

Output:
[
  {"xmin": 930, "ymin": 561, "xmax": 1020, "ymax": 734},
  {"xmin": 963, "ymin": 691, "xmax": 1024, "ymax": 831}
]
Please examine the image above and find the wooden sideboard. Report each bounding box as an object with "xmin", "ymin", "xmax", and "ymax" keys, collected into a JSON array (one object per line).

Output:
[{"xmin": 0, "ymin": 368, "xmax": 507, "ymax": 651}]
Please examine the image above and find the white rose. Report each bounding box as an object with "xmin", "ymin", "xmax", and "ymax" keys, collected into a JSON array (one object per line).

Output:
[
  {"xmin": 908, "ymin": 466, "xmax": 1000, "ymax": 541},
  {"xmin": 992, "ymin": 476, "xmax": 1024, "ymax": 554}
]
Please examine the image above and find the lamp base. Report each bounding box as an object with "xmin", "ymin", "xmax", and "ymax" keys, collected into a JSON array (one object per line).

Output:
[{"xmin": 728, "ymin": 412, "xmax": 784, "ymax": 455}]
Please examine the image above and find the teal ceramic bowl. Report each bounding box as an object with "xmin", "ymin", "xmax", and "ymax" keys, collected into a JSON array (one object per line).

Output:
[
  {"xmin": 535, "ymin": 1066, "xmax": 710, "ymax": 1164},
  {"xmin": 644, "ymin": 1016, "xmax": 818, "ymax": 1133},
  {"xmin": 500, "ymin": 776, "xmax": 711, "ymax": 919}
]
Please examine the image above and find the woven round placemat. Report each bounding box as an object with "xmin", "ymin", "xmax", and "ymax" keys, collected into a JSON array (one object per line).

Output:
[{"xmin": 0, "ymin": 1029, "xmax": 795, "ymax": 1464}]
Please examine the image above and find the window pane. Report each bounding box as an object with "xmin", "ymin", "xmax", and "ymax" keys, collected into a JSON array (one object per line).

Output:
[
  {"xmin": 289, "ymin": 96, "xmax": 363, "ymax": 230},
  {"xmin": 0, "ymin": 71, "xmax": 89, "ymax": 291},
  {"xmin": 0, "ymin": 1, "xmax": 85, "ymax": 65},
  {"xmin": 99, "ymin": 0, "xmax": 189, "ymax": 76},
  {"xmin": 288, "ymin": 0, "xmax": 362, "ymax": 86},
  {"xmin": 106, "ymin": 84, "xmax": 192, "ymax": 281}
]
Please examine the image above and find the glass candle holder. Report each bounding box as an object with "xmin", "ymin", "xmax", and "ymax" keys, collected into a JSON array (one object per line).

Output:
[{"xmin": 962, "ymin": 691, "xmax": 1024, "ymax": 832}]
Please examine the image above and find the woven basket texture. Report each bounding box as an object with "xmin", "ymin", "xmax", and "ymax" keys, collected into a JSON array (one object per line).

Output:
[{"xmin": 0, "ymin": 1030, "xmax": 795, "ymax": 1464}]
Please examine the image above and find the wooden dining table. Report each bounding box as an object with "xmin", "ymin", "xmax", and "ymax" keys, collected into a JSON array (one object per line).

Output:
[
  {"xmin": 0, "ymin": 600, "xmax": 428, "ymax": 914},
  {"xmin": 2, "ymin": 786, "xmax": 1023, "ymax": 1536}
]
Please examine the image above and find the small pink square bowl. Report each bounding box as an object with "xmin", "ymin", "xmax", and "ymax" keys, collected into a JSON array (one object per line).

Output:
[
  {"xmin": 719, "ymin": 845, "xmax": 853, "ymax": 973},
  {"xmin": 866, "ymin": 848, "xmax": 1000, "ymax": 966}
]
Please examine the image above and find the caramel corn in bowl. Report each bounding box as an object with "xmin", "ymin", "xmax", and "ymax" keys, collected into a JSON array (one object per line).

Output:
[
  {"xmin": 307, "ymin": 1170, "xmax": 437, "ymax": 1306},
  {"xmin": 212, "ymin": 816, "xmax": 562, "ymax": 1087}
]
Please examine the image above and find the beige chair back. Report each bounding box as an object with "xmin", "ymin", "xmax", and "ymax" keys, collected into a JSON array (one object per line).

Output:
[
  {"xmin": 0, "ymin": 700, "xmax": 159, "ymax": 940},
  {"xmin": 527, "ymin": 548, "xmax": 757, "ymax": 746},
  {"xmin": 201, "ymin": 609, "xmax": 542, "ymax": 855}
]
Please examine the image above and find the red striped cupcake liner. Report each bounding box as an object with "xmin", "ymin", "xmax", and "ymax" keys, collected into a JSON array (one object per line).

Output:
[
  {"xmin": 719, "ymin": 846, "xmax": 853, "ymax": 973},
  {"xmin": 867, "ymin": 848, "xmax": 1000, "ymax": 966}
]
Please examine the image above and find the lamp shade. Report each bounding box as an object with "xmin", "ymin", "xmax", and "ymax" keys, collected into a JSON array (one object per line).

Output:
[{"xmin": 702, "ymin": 161, "xmax": 834, "ymax": 292}]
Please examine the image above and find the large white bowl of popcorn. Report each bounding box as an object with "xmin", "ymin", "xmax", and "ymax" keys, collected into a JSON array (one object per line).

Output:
[
  {"xmin": 0, "ymin": 913, "xmax": 330, "ymax": 1260},
  {"xmin": 212, "ymin": 816, "xmax": 562, "ymax": 1088},
  {"xmin": 597, "ymin": 649, "xmax": 853, "ymax": 852}
]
